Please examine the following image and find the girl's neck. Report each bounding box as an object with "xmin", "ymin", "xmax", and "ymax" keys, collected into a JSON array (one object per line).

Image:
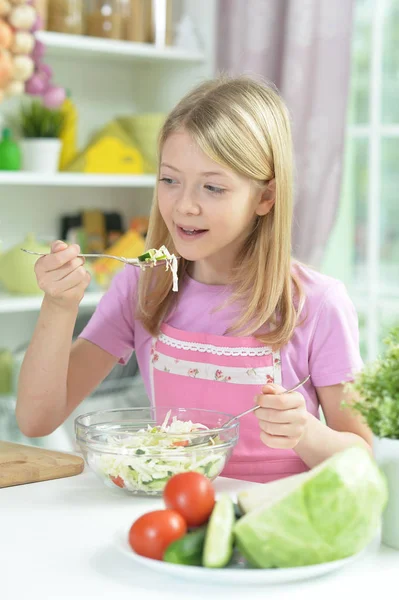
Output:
[{"xmin": 188, "ymin": 257, "xmax": 231, "ymax": 285}]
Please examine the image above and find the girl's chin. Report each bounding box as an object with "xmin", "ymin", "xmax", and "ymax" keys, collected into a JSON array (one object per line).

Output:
[
  {"xmin": 174, "ymin": 247, "xmax": 212, "ymax": 262},
  {"xmin": 176, "ymin": 250, "xmax": 204, "ymax": 262},
  {"xmin": 172, "ymin": 239, "xmax": 210, "ymax": 261}
]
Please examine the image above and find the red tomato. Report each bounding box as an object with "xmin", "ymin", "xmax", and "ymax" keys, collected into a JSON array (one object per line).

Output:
[
  {"xmin": 110, "ymin": 475, "xmax": 125, "ymax": 488},
  {"xmin": 163, "ymin": 472, "xmax": 215, "ymax": 527},
  {"xmin": 128, "ymin": 510, "xmax": 187, "ymax": 561}
]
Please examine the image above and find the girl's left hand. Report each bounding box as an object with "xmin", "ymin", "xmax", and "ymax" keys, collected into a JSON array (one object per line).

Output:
[{"xmin": 254, "ymin": 383, "xmax": 308, "ymax": 449}]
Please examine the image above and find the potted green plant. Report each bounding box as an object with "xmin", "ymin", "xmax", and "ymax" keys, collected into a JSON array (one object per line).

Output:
[
  {"xmin": 13, "ymin": 100, "xmax": 65, "ymax": 173},
  {"xmin": 345, "ymin": 326, "xmax": 399, "ymax": 550}
]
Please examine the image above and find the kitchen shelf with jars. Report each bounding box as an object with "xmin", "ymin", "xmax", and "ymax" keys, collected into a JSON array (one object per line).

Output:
[
  {"xmin": 0, "ymin": 0, "xmax": 216, "ymax": 327},
  {"xmin": 0, "ymin": 0, "xmax": 217, "ymax": 446}
]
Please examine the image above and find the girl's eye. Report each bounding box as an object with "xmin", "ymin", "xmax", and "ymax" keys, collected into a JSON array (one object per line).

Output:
[
  {"xmin": 159, "ymin": 177, "xmax": 177, "ymax": 185},
  {"xmin": 205, "ymin": 185, "xmax": 225, "ymax": 195}
]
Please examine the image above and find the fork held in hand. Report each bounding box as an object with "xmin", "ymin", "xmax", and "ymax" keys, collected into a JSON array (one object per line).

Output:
[
  {"xmin": 187, "ymin": 374, "xmax": 311, "ymax": 447},
  {"xmin": 225, "ymin": 374, "xmax": 311, "ymax": 425},
  {"xmin": 20, "ymin": 248, "xmax": 173, "ymax": 268}
]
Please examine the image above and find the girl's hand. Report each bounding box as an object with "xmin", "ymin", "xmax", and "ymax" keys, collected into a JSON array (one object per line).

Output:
[
  {"xmin": 34, "ymin": 240, "xmax": 91, "ymax": 310},
  {"xmin": 254, "ymin": 383, "xmax": 308, "ymax": 449}
]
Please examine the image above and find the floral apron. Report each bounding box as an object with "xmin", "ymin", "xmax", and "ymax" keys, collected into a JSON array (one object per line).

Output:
[{"xmin": 149, "ymin": 323, "xmax": 308, "ymax": 483}]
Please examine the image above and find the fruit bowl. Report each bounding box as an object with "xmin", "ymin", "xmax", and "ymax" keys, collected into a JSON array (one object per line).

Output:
[{"xmin": 75, "ymin": 406, "xmax": 239, "ymax": 496}]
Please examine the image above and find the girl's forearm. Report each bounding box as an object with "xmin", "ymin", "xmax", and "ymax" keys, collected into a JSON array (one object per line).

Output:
[
  {"xmin": 16, "ymin": 296, "xmax": 79, "ymax": 437},
  {"xmin": 294, "ymin": 413, "xmax": 372, "ymax": 469}
]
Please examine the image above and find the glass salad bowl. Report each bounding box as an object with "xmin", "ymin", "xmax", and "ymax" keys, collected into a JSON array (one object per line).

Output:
[{"xmin": 75, "ymin": 406, "xmax": 239, "ymax": 496}]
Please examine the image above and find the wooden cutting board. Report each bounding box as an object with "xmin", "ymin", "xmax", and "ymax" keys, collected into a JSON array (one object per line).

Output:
[{"xmin": 0, "ymin": 441, "xmax": 84, "ymax": 488}]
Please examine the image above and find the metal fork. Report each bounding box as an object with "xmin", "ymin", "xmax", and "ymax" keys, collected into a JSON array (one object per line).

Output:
[{"xmin": 20, "ymin": 248, "xmax": 177, "ymax": 268}]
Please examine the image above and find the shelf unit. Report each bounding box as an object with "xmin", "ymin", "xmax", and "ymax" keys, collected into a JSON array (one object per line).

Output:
[
  {"xmin": 0, "ymin": 0, "xmax": 217, "ymax": 354},
  {"xmin": 0, "ymin": 2, "xmax": 216, "ymax": 452}
]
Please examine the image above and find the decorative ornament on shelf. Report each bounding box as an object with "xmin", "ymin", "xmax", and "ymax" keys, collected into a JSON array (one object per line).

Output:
[
  {"xmin": 0, "ymin": 0, "xmax": 66, "ymax": 107},
  {"xmin": 13, "ymin": 98, "xmax": 65, "ymax": 172},
  {"xmin": 174, "ymin": 12, "xmax": 202, "ymax": 53}
]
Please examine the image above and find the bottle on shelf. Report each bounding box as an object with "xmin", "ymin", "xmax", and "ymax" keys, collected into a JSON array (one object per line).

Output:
[
  {"xmin": 0, "ymin": 128, "xmax": 21, "ymax": 171},
  {"xmin": 121, "ymin": 0, "xmax": 173, "ymax": 45},
  {"xmin": 35, "ymin": 0, "xmax": 49, "ymax": 30},
  {"xmin": 120, "ymin": 0, "xmax": 151, "ymax": 42}
]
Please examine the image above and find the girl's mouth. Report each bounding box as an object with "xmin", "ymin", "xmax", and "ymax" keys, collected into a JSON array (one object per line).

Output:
[{"xmin": 176, "ymin": 225, "xmax": 208, "ymax": 240}]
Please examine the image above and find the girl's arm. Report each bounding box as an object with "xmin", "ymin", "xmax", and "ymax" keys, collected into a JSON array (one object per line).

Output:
[
  {"xmin": 294, "ymin": 383, "xmax": 373, "ymax": 468},
  {"xmin": 16, "ymin": 298, "xmax": 118, "ymax": 438}
]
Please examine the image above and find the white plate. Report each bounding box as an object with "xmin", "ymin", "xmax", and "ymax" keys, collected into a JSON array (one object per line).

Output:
[{"xmin": 114, "ymin": 529, "xmax": 368, "ymax": 586}]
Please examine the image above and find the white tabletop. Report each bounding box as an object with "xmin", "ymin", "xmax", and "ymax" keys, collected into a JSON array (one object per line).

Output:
[{"xmin": 1, "ymin": 466, "xmax": 398, "ymax": 600}]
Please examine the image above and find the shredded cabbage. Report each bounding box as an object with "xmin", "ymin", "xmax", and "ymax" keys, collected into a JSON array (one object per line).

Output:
[
  {"xmin": 136, "ymin": 246, "xmax": 179, "ymax": 292},
  {"xmin": 152, "ymin": 246, "xmax": 179, "ymax": 293},
  {"xmin": 89, "ymin": 411, "xmax": 227, "ymax": 494}
]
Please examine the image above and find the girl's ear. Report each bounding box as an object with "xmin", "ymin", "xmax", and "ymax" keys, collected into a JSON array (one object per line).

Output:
[{"xmin": 256, "ymin": 178, "xmax": 276, "ymax": 216}]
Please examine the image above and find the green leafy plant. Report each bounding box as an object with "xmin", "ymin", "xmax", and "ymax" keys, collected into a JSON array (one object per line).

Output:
[
  {"xmin": 13, "ymin": 100, "xmax": 64, "ymax": 139},
  {"xmin": 344, "ymin": 327, "xmax": 399, "ymax": 439}
]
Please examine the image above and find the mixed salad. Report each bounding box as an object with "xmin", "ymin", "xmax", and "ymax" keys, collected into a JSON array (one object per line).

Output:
[
  {"xmin": 137, "ymin": 246, "xmax": 179, "ymax": 292},
  {"xmin": 89, "ymin": 411, "xmax": 227, "ymax": 494}
]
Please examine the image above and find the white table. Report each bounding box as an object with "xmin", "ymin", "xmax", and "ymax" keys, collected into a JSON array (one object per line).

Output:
[{"xmin": 1, "ymin": 466, "xmax": 398, "ymax": 600}]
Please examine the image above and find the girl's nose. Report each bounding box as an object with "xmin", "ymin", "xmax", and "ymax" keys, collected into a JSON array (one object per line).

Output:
[{"xmin": 175, "ymin": 187, "xmax": 201, "ymax": 215}]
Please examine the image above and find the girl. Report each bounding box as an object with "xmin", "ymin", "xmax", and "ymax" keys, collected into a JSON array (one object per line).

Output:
[{"xmin": 16, "ymin": 76, "xmax": 372, "ymax": 483}]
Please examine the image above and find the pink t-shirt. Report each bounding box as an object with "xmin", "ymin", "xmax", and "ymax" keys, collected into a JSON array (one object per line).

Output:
[{"xmin": 80, "ymin": 263, "xmax": 363, "ymax": 417}]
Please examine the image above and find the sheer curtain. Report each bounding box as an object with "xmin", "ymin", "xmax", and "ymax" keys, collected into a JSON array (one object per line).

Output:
[{"xmin": 217, "ymin": 0, "xmax": 355, "ymax": 265}]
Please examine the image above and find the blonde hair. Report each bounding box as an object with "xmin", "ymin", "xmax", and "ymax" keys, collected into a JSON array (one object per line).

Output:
[{"xmin": 137, "ymin": 75, "xmax": 303, "ymax": 349}]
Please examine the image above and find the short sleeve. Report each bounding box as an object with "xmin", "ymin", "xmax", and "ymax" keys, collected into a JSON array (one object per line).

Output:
[
  {"xmin": 308, "ymin": 282, "xmax": 363, "ymax": 387},
  {"xmin": 78, "ymin": 266, "xmax": 137, "ymax": 364}
]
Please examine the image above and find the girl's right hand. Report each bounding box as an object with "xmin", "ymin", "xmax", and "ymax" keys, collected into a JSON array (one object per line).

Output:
[{"xmin": 35, "ymin": 240, "xmax": 91, "ymax": 310}]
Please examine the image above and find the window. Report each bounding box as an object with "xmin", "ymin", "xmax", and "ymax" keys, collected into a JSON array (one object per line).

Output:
[{"xmin": 322, "ymin": 0, "xmax": 399, "ymax": 361}]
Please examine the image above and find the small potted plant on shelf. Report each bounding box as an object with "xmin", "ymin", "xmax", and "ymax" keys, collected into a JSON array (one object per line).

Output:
[
  {"xmin": 13, "ymin": 100, "xmax": 64, "ymax": 173},
  {"xmin": 345, "ymin": 326, "xmax": 399, "ymax": 550}
]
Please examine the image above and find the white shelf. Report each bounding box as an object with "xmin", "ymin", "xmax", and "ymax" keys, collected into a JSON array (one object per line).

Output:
[
  {"xmin": 0, "ymin": 291, "xmax": 104, "ymax": 313},
  {"xmin": 36, "ymin": 31, "xmax": 205, "ymax": 63},
  {"xmin": 0, "ymin": 172, "xmax": 156, "ymax": 188}
]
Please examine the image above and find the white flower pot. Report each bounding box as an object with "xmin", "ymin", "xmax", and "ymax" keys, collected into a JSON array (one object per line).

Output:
[
  {"xmin": 21, "ymin": 138, "xmax": 61, "ymax": 173},
  {"xmin": 373, "ymin": 435, "xmax": 399, "ymax": 550}
]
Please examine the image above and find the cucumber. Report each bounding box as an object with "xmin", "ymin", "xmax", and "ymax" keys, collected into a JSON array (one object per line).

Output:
[
  {"xmin": 202, "ymin": 494, "xmax": 235, "ymax": 568},
  {"xmin": 145, "ymin": 477, "xmax": 169, "ymax": 491},
  {"xmin": 206, "ymin": 459, "xmax": 224, "ymax": 479},
  {"xmin": 233, "ymin": 503, "xmax": 243, "ymax": 520},
  {"xmin": 137, "ymin": 250, "xmax": 155, "ymax": 262},
  {"xmin": 163, "ymin": 526, "xmax": 207, "ymax": 566}
]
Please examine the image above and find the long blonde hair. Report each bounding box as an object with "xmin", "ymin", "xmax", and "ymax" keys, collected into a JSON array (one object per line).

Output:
[{"xmin": 137, "ymin": 75, "xmax": 303, "ymax": 349}]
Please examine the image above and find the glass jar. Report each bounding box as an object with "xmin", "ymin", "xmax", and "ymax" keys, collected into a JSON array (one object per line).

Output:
[
  {"xmin": 122, "ymin": 0, "xmax": 173, "ymax": 45},
  {"xmin": 35, "ymin": 0, "xmax": 49, "ymax": 30},
  {"xmin": 122, "ymin": 0, "xmax": 151, "ymax": 43},
  {"xmin": 47, "ymin": 0, "xmax": 84, "ymax": 35},
  {"xmin": 85, "ymin": 0, "xmax": 123, "ymax": 40}
]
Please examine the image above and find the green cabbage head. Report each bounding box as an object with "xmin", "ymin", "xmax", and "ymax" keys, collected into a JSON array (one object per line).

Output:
[{"xmin": 234, "ymin": 447, "xmax": 387, "ymax": 568}]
